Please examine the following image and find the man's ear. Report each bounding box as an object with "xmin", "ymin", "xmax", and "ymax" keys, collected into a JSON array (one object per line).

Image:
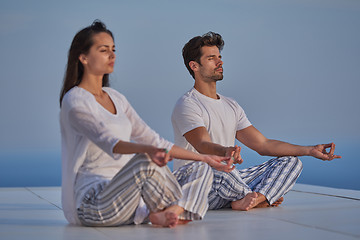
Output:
[
  {"xmin": 189, "ymin": 61, "xmax": 198, "ymax": 72},
  {"xmin": 79, "ymin": 54, "xmax": 88, "ymax": 65}
]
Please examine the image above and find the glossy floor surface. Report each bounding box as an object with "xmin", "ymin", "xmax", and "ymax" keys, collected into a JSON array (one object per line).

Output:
[{"xmin": 0, "ymin": 184, "xmax": 359, "ymax": 240}]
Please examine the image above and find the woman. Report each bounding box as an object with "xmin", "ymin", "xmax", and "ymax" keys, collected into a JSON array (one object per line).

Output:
[{"xmin": 59, "ymin": 20, "xmax": 234, "ymax": 228}]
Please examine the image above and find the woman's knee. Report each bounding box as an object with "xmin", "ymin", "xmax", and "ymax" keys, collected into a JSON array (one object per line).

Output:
[
  {"xmin": 132, "ymin": 153, "xmax": 152, "ymax": 164},
  {"xmin": 129, "ymin": 153, "xmax": 165, "ymax": 178},
  {"xmin": 132, "ymin": 153, "xmax": 168, "ymax": 170}
]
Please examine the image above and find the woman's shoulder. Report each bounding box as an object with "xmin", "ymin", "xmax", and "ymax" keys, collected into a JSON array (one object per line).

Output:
[{"xmin": 62, "ymin": 87, "xmax": 94, "ymax": 110}]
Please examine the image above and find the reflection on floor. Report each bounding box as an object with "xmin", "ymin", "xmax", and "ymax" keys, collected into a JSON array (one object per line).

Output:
[{"xmin": 0, "ymin": 184, "xmax": 359, "ymax": 240}]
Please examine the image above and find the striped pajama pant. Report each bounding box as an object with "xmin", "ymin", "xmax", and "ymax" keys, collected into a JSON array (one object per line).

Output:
[
  {"xmin": 173, "ymin": 161, "xmax": 213, "ymax": 220},
  {"xmin": 208, "ymin": 156, "xmax": 303, "ymax": 209},
  {"xmin": 77, "ymin": 153, "xmax": 212, "ymax": 226}
]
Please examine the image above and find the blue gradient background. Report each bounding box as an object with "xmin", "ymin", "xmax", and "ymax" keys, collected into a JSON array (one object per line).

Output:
[{"xmin": 0, "ymin": 0, "xmax": 359, "ymax": 190}]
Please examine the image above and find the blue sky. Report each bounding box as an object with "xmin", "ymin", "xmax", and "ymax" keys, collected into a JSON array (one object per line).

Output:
[{"xmin": 0, "ymin": 0, "xmax": 359, "ymax": 155}]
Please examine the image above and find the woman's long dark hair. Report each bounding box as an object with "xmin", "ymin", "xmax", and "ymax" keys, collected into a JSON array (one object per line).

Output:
[{"xmin": 59, "ymin": 20, "xmax": 114, "ymax": 107}]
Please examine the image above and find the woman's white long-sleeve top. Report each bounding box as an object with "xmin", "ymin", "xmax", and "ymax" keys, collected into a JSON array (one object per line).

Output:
[{"xmin": 60, "ymin": 87, "xmax": 173, "ymax": 225}]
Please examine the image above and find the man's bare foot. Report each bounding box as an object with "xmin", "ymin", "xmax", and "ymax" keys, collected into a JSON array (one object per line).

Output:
[
  {"xmin": 232, "ymin": 193, "xmax": 284, "ymax": 211},
  {"xmin": 271, "ymin": 197, "xmax": 284, "ymax": 207},
  {"xmin": 231, "ymin": 192, "xmax": 258, "ymax": 211},
  {"xmin": 255, "ymin": 197, "xmax": 284, "ymax": 208},
  {"xmin": 254, "ymin": 201, "xmax": 270, "ymax": 208}
]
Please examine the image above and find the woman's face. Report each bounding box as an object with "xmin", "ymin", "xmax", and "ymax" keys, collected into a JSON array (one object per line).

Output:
[{"xmin": 81, "ymin": 32, "xmax": 116, "ymax": 76}]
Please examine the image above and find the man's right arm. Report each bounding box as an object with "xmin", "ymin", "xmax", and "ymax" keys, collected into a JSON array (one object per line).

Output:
[{"xmin": 184, "ymin": 126, "xmax": 242, "ymax": 162}]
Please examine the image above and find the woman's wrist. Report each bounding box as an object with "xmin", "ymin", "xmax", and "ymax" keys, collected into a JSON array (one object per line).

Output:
[
  {"xmin": 199, "ymin": 154, "xmax": 209, "ymax": 164},
  {"xmin": 143, "ymin": 145, "xmax": 157, "ymax": 155}
]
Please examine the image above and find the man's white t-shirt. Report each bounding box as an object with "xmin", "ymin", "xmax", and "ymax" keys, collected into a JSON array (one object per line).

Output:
[{"xmin": 171, "ymin": 88, "xmax": 252, "ymax": 170}]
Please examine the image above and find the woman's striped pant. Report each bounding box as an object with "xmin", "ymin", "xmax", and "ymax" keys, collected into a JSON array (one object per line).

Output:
[{"xmin": 77, "ymin": 153, "xmax": 213, "ymax": 226}]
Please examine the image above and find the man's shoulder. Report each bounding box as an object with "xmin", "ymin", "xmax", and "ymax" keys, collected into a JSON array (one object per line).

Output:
[
  {"xmin": 175, "ymin": 88, "xmax": 199, "ymax": 105},
  {"xmin": 172, "ymin": 89, "xmax": 203, "ymax": 119}
]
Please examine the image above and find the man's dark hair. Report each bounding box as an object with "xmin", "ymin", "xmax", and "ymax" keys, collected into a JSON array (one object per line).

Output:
[{"xmin": 182, "ymin": 32, "xmax": 224, "ymax": 79}]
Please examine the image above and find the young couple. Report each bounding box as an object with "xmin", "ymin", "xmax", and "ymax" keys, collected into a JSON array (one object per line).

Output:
[{"xmin": 60, "ymin": 20, "xmax": 340, "ymax": 228}]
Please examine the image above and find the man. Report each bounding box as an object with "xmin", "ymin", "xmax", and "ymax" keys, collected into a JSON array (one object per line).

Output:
[{"xmin": 171, "ymin": 32, "xmax": 341, "ymax": 211}]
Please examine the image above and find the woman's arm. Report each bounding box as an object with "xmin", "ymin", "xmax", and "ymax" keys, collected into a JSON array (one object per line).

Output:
[
  {"xmin": 113, "ymin": 140, "xmax": 234, "ymax": 172},
  {"xmin": 169, "ymin": 145, "xmax": 234, "ymax": 172}
]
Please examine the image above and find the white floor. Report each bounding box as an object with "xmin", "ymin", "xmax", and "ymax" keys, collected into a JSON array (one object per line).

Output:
[{"xmin": 0, "ymin": 184, "xmax": 359, "ymax": 240}]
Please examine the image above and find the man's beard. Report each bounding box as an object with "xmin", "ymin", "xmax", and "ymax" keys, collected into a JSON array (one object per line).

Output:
[
  {"xmin": 212, "ymin": 72, "xmax": 223, "ymax": 81},
  {"xmin": 213, "ymin": 67, "xmax": 223, "ymax": 81},
  {"xmin": 199, "ymin": 67, "xmax": 224, "ymax": 82},
  {"xmin": 203, "ymin": 73, "xmax": 223, "ymax": 82}
]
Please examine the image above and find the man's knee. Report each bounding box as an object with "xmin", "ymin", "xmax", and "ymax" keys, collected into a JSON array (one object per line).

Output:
[
  {"xmin": 192, "ymin": 161, "xmax": 212, "ymax": 172},
  {"xmin": 292, "ymin": 156, "xmax": 303, "ymax": 173},
  {"xmin": 175, "ymin": 161, "xmax": 213, "ymax": 186},
  {"xmin": 192, "ymin": 162, "xmax": 213, "ymax": 181},
  {"xmin": 278, "ymin": 156, "xmax": 303, "ymax": 173},
  {"xmin": 288, "ymin": 156, "xmax": 303, "ymax": 170}
]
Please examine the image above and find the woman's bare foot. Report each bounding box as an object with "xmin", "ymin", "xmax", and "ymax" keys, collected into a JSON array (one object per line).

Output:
[
  {"xmin": 149, "ymin": 205, "xmax": 188, "ymax": 228},
  {"xmin": 178, "ymin": 219, "xmax": 192, "ymax": 225},
  {"xmin": 149, "ymin": 210, "xmax": 178, "ymax": 228},
  {"xmin": 231, "ymin": 192, "xmax": 258, "ymax": 211}
]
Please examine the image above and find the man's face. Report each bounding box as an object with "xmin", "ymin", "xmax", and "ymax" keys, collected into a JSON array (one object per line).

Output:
[{"xmin": 196, "ymin": 45, "xmax": 223, "ymax": 82}]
